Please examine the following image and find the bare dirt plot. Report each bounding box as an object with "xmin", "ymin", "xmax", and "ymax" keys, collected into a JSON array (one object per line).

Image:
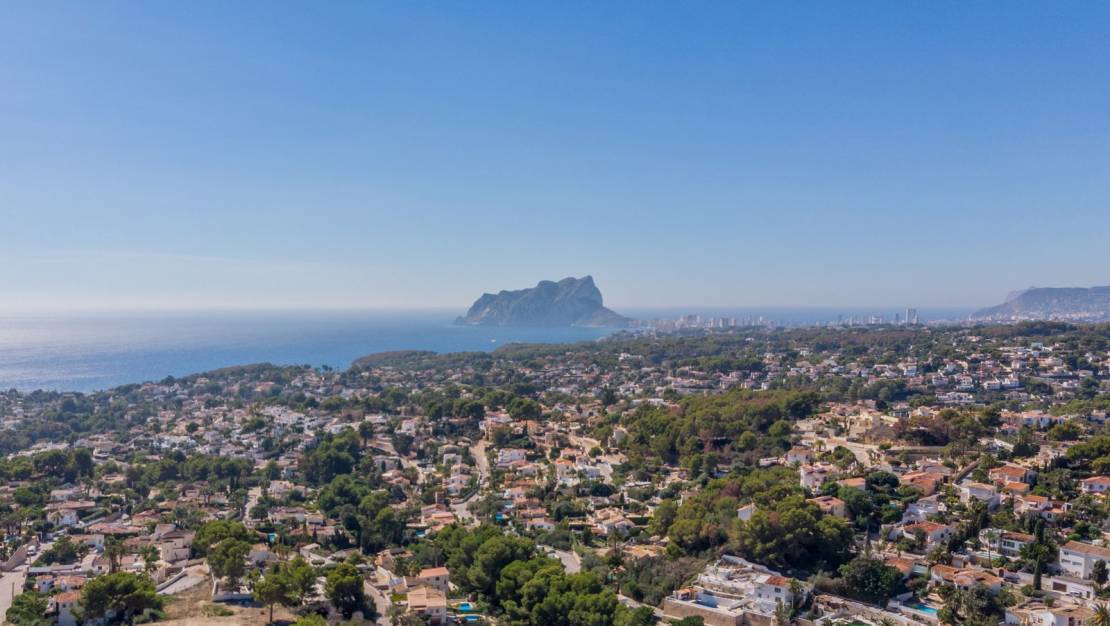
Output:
[{"xmin": 161, "ymin": 582, "xmax": 300, "ymax": 626}]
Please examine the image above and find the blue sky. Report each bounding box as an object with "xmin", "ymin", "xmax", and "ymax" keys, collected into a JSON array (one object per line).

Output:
[{"xmin": 2, "ymin": 2, "xmax": 1109, "ymax": 311}]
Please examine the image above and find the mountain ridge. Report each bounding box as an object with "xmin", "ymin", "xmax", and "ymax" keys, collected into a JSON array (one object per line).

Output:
[{"xmin": 973, "ymin": 285, "xmax": 1110, "ymax": 321}]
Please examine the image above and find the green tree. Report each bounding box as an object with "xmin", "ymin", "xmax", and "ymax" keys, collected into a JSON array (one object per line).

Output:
[
  {"xmin": 507, "ymin": 397, "xmax": 542, "ymax": 420},
  {"xmin": 358, "ymin": 421, "xmax": 375, "ymax": 446},
  {"xmin": 1047, "ymin": 419, "xmax": 1083, "ymax": 441},
  {"xmin": 105, "ymin": 536, "xmax": 125, "ymax": 574},
  {"xmin": 614, "ymin": 605, "xmax": 656, "ymax": 626},
  {"xmin": 1095, "ymin": 560, "xmax": 1109, "ymax": 591},
  {"xmin": 209, "ymin": 539, "xmax": 251, "ymax": 588},
  {"xmin": 1091, "ymin": 603, "xmax": 1110, "ymax": 626},
  {"xmin": 292, "ymin": 614, "xmax": 329, "ymax": 626},
  {"xmin": 286, "ymin": 556, "xmax": 319, "ymax": 601},
  {"xmin": 468, "ymin": 535, "xmax": 535, "ymax": 596},
  {"xmin": 80, "ymin": 572, "xmax": 164, "ymax": 625},
  {"xmin": 139, "ymin": 545, "xmax": 160, "ymax": 577},
  {"xmin": 1023, "ymin": 519, "xmax": 1055, "ymax": 591},
  {"xmin": 5, "ymin": 592, "xmax": 50, "ymax": 626},
  {"xmin": 941, "ymin": 584, "xmax": 1004, "ymax": 626},
  {"xmin": 193, "ymin": 519, "xmax": 253, "ymax": 556},
  {"xmin": 837, "ymin": 556, "xmax": 904, "ymax": 605},
  {"xmin": 325, "ymin": 562, "xmax": 368, "ymax": 618},
  {"xmin": 38, "ymin": 535, "xmax": 82, "ymax": 566},
  {"xmin": 254, "ymin": 566, "xmax": 298, "ymax": 625}
]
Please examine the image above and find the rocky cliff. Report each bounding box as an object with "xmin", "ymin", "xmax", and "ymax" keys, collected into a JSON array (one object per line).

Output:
[{"xmin": 455, "ymin": 276, "xmax": 631, "ymax": 327}]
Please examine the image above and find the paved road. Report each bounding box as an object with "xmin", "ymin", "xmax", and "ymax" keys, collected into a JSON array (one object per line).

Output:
[
  {"xmin": 372, "ymin": 439, "xmax": 427, "ymax": 486},
  {"xmin": 243, "ymin": 486, "xmax": 262, "ymax": 527},
  {"xmin": 158, "ymin": 575, "xmax": 206, "ymax": 595},
  {"xmin": 472, "ymin": 440, "xmax": 489, "ymax": 484},
  {"xmin": 617, "ymin": 593, "xmax": 665, "ymax": 619},
  {"xmin": 0, "ymin": 568, "xmax": 28, "ymax": 620},
  {"xmin": 549, "ymin": 548, "xmax": 580, "ymax": 573},
  {"xmin": 450, "ymin": 441, "xmax": 490, "ymax": 527},
  {"xmin": 450, "ymin": 492, "xmax": 478, "ymax": 526},
  {"xmin": 364, "ymin": 579, "xmax": 392, "ymax": 626},
  {"xmin": 800, "ymin": 434, "xmax": 877, "ymax": 466}
]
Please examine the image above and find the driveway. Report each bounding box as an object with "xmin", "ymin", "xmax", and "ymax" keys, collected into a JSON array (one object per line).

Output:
[
  {"xmin": 363, "ymin": 579, "xmax": 392, "ymax": 626},
  {"xmin": 549, "ymin": 548, "xmax": 580, "ymax": 574},
  {"xmin": 0, "ymin": 568, "xmax": 28, "ymax": 620}
]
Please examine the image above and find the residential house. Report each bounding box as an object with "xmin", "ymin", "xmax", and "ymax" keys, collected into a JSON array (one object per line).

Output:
[
  {"xmin": 50, "ymin": 591, "xmax": 81, "ymax": 626},
  {"xmin": 415, "ymin": 567, "xmax": 450, "ymax": 593},
  {"xmin": 990, "ymin": 464, "xmax": 1035, "ymax": 486},
  {"xmin": 800, "ymin": 464, "xmax": 834, "ymax": 492},
  {"xmin": 1080, "ymin": 476, "xmax": 1110, "ymax": 496},
  {"xmin": 903, "ymin": 495, "xmax": 943, "ymax": 523},
  {"xmin": 736, "ymin": 503, "xmax": 757, "ymax": 522},
  {"xmin": 808, "ymin": 496, "xmax": 847, "ymax": 518},
  {"xmin": 901, "ymin": 471, "xmax": 945, "ymax": 496},
  {"xmin": 1005, "ymin": 601, "xmax": 1092, "ymax": 626},
  {"xmin": 1058, "ymin": 541, "xmax": 1110, "ymax": 579},
  {"xmin": 960, "ymin": 482, "xmax": 1001, "ymax": 509},
  {"xmin": 785, "ymin": 447, "xmax": 813, "ymax": 465},
  {"xmin": 903, "ymin": 521, "xmax": 955, "ymax": 547},
  {"xmin": 407, "ymin": 585, "xmax": 448, "ymax": 626},
  {"xmin": 930, "ymin": 564, "xmax": 1003, "ymax": 593},
  {"xmin": 979, "ymin": 529, "xmax": 1034, "ymax": 558}
]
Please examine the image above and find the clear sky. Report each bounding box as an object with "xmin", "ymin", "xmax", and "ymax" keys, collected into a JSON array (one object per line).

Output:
[{"xmin": 2, "ymin": 2, "xmax": 1109, "ymax": 311}]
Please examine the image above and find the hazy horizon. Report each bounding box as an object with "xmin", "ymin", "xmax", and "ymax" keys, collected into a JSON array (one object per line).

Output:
[
  {"xmin": 0, "ymin": 298, "xmax": 980, "ymax": 316},
  {"xmin": 4, "ymin": 3, "xmax": 1109, "ymax": 311},
  {"xmin": 0, "ymin": 306, "xmax": 974, "ymax": 392},
  {"xmin": 0, "ymin": 282, "xmax": 1086, "ymax": 313}
]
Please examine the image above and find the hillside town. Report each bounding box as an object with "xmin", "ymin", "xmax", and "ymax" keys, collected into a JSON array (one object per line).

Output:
[{"xmin": 4, "ymin": 321, "xmax": 1110, "ymax": 626}]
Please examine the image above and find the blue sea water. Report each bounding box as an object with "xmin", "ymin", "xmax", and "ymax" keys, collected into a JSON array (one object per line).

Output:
[
  {"xmin": 0, "ymin": 310, "xmax": 614, "ymax": 393},
  {"xmin": 0, "ymin": 306, "xmax": 973, "ymax": 393}
]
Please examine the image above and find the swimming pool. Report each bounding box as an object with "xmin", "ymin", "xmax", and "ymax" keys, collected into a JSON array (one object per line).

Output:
[
  {"xmin": 908, "ymin": 602, "xmax": 939, "ymax": 616},
  {"xmin": 456, "ymin": 602, "xmax": 475, "ymax": 612}
]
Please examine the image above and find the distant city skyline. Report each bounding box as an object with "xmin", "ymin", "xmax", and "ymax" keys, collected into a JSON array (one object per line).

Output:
[{"xmin": 3, "ymin": 3, "xmax": 1110, "ymax": 311}]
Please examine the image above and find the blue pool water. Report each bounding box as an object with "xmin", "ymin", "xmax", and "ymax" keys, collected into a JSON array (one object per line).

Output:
[{"xmin": 909, "ymin": 603, "xmax": 938, "ymax": 615}]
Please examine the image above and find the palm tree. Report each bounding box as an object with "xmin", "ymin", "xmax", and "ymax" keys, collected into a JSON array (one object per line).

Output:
[
  {"xmin": 105, "ymin": 536, "xmax": 125, "ymax": 574},
  {"xmin": 1092, "ymin": 603, "xmax": 1110, "ymax": 626},
  {"xmin": 140, "ymin": 544, "xmax": 160, "ymax": 577},
  {"xmin": 982, "ymin": 528, "xmax": 999, "ymax": 564}
]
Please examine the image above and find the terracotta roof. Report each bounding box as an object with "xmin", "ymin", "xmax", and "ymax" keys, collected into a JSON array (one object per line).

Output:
[
  {"xmin": 1063, "ymin": 541, "xmax": 1110, "ymax": 559},
  {"xmin": 54, "ymin": 590, "xmax": 81, "ymax": 603},
  {"xmin": 990, "ymin": 465, "xmax": 1028, "ymax": 478},
  {"xmin": 910, "ymin": 521, "xmax": 950, "ymax": 533},
  {"xmin": 407, "ymin": 585, "xmax": 447, "ymax": 610}
]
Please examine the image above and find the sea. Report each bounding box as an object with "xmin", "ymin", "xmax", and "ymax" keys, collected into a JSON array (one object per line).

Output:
[{"xmin": 0, "ymin": 306, "xmax": 973, "ymax": 393}]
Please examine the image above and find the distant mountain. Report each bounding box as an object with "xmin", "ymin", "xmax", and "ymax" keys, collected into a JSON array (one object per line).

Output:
[
  {"xmin": 455, "ymin": 276, "xmax": 631, "ymax": 327},
  {"xmin": 972, "ymin": 286, "xmax": 1110, "ymax": 321}
]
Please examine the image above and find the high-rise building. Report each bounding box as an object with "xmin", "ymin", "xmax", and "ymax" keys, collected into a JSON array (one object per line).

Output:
[{"xmin": 906, "ymin": 308, "xmax": 919, "ymax": 325}]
